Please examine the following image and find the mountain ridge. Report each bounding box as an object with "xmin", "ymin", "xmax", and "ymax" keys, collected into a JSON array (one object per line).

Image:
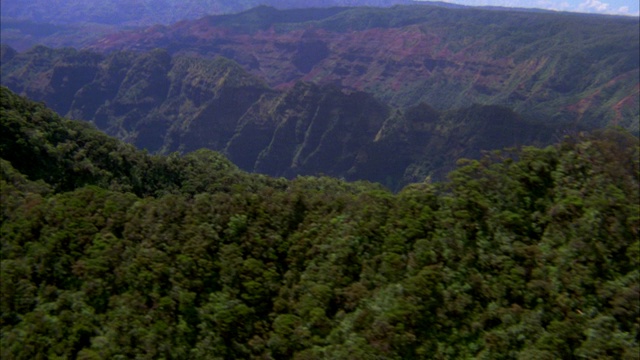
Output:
[
  {"xmin": 0, "ymin": 1, "xmax": 435, "ymax": 27},
  {"xmin": 2, "ymin": 5, "xmax": 637, "ymax": 189},
  {"xmin": 1, "ymin": 85, "xmax": 638, "ymax": 359},
  {"xmin": 1, "ymin": 46, "xmax": 563, "ymax": 190},
  {"xmin": 84, "ymin": 5, "xmax": 640, "ymax": 132}
]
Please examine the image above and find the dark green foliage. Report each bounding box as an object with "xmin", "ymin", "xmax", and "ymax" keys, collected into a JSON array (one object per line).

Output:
[
  {"xmin": 0, "ymin": 86, "xmax": 256, "ymax": 196},
  {"xmin": 1, "ymin": 48, "xmax": 565, "ymax": 189},
  {"xmin": 1, "ymin": 88, "xmax": 638, "ymax": 359}
]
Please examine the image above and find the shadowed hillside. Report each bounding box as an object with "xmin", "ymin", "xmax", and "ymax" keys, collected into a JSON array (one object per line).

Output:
[
  {"xmin": 1, "ymin": 86, "xmax": 638, "ymax": 359},
  {"xmin": 3, "ymin": 5, "xmax": 636, "ymax": 131},
  {"xmin": 1, "ymin": 48, "xmax": 562, "ymax": 190},
  {"xmin": 85, "ymin": 5, "xmax": 639, "ymax": 133},
  {"xmin": 0, "ymin": 0, "xmax": 422, "ymax": 26}
]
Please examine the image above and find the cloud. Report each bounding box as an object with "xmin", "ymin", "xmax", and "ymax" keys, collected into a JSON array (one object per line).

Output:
[
  {"xmin": 578, "ymin": 0, "xmax": 610, "ymax": 12},
  {"xmin": 422, "ymin": 0, "xmax": 638, "ymax": 16},
  {"xmin": 536, "ymin": 0, "xmax": 571, "ymax": 11},
  {"xmin": 577, "ymin": 0, "xmax": 639, "ymax": 15},
  {"xmin": 617, "ymin": 6, "xmax": 629, "ymax": 12}
]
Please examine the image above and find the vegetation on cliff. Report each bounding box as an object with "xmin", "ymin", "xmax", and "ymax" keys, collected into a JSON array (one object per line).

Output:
[
  {"xmin": 0, "ymin": 1, "xmax": 419, "ymax": 51},
  {"xmin": 0, "ymin": 47, "xmax": 564, "ymax": 189},
  {"xmin": 84, "ymin": 5, "xmax": 639, "ymax": 132},
  {"xmin": 3, "ymin": 4, "xmax": 638, "ymax": 131},
  {"xmin": 1, "ymin": 87, "xmax": 638, "ymax": 359},
  {"xmin": 3, "ymin": 4, "xmax": 637, "ymax": 190}
]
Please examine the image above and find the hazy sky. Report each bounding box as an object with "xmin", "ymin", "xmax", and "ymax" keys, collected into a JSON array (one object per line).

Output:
[{"xmin": 427, "ymin": 0, "xmax": 639, "ymax": 16}]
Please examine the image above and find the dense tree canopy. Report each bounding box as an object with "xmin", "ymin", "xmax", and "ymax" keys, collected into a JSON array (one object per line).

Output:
[{"xmin": 1, "ymin": 87, "xmax": 638, "ymax": 359}]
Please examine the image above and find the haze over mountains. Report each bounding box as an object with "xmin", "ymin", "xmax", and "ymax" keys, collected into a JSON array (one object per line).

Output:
[
  {"xmin": 1, "ymin": 0, "xmax": 423, "ymax": 26},
  {"xmin": 440, "ymin": 0, "xmax": 639, "ymax": 16},
  {"xmin": 85, "ymin": 6, "xmax": 639, "ymax": 130},
  {"xmin": 1, "ymin": 4, "xmax": 638, "ymax": 188},
  {"xmin": 1, "ymin": 2, "xmax": 639, "ymax": 359},
  {"xmin": 0, "ymin": 1, "xmax": 463, "ymax": 51},
  {"xmin": 0, "ymin": 45, "xmax": 556, "ymax": 189}
]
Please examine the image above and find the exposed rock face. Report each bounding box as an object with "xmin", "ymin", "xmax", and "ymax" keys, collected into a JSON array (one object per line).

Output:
[
  {"xmin": 85, "ymin": 6, "xmax": 639, "ymax": 133},
  {"xmin": 226, "ymin": 82, "xmax": 390, "ymax": 179},
  {"xmin": 1, "ymin": 46, "xmax": 563, "ymax": 189}
]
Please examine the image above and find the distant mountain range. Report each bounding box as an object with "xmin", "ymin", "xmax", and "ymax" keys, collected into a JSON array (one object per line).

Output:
[
  {"xmin": 83, "ymin": 6, "xmax": 638, "ymax": 132},
  {"xmin": 0, "ymin": 0, "xmax": 552, "ymax": 51},
  {"xmin": 1, "ymin": 46, "xmax": 560, "ymax": 189},
  {"xmin": 1, "ymin": 5, "xmax": 637, "ymax": 188},
  {"xmin": 3, "ymin": 6, "xmax": 638, "ymax": 129},
  {"xmin": 0, "ymin": 1, "xmax": 440, "ymax": 26},
  {"xmin": 0, "ymin": 1, "xmax": 465, "ymax": 52}
]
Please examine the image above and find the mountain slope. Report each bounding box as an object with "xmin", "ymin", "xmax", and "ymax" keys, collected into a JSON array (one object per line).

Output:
[
  {"xmin": 1, "ymin": 47, "xmax": 563, "ymax": 189},
  {"xmin": 0, "ymin": 86, "xmax": 258, "ymax": 196},
  {"xmin": 0, "ymin": 0, "xmax": 422, "ymax": 26},
  {"xmin": 2, "ymin": 86, "xmax": 638, "ymax": 359},
  {"xmin": 87, "ymin": 5, "xmax": 639, "ymax": 133},
  {"xmin": 1, "ymin": 47, "xmax": 273, "ymax": 151},
  {"xmin": 0, "ymin": 1, "xmax": 432, "ymax": 51}
]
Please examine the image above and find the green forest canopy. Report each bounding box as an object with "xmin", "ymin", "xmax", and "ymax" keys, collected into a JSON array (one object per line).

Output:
[{"xmin": 1, "ymin": 86, "xmax": 639, "ymax": 358}]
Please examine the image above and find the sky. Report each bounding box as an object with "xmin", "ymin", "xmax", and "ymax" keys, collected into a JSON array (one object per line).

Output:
[{"xmin": 426, "ymin": 0, "xmax": 640, "ymax": 16}]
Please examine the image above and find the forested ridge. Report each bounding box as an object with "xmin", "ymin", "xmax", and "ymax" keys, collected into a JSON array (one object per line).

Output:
[
  {"xmin": 84, "ymin": 5, "xmax": 640, "ymax": 133},
  {"xmin": 2, "ymin": 4, "xmax": 638, "ymax": 191},
  {"xmin": 1, "ymin": 46, "xmax": 561, "ymax": 190},
  {"xmin": 1, "ymin": 87, "xmax": 639, "ymax": 358}
]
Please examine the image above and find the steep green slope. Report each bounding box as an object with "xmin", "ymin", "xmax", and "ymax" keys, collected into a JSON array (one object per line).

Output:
[
  {"xmin": 1, "ymin": 48, "xmax": 563, "ymax": 189},
  {"xmin": 1, "ymin": 87, "xmax": 638, "ymax": 359},
  {"xmin": 1, "ymin": 47, "xmax": 274, "ymax": 152},
  {"xmin": 88, "ymin": 5, "xmax": 639, "ymax": 133},
  {"xmin": 229, "ymin": 83, "xmax": 558, "ymax": 189},
  {"xmin": 0, "ymin": 86, "xmax": 271, "ymax": 197}
]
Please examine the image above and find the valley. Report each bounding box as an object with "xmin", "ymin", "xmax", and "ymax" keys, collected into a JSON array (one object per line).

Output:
[
  {"xmin": 1, "ymin": 46, "xmax": 560, "ymax": 189},
  {"xmin": 2, "ymin": 86, "xmax": 638, "ymax": 359},
  {"xmin": 2, "ymin": 5, "xmax": 638, "ymax": 188},
  {"xmin": 1, "ymin": 2, "xmax": 639, "ymax": 359},
  {"xmin": 85, "ymin": 5, "xmax": 639, "ymax": 131}
]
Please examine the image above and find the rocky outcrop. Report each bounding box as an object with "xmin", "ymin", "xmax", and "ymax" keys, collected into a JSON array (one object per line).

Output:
[
  {"xmin": 0, "ymin": 46, "xmax": 572, "ymax": 189},
  {"xmin": 226, "ymin": 82, "xmax": 390, "ymax": 179},
  {"xmin": 86, "ymin": 5, "xmax": 639, "ymax": 133}
]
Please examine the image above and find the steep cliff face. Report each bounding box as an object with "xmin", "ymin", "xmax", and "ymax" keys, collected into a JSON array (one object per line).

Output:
[
  {"xmin": 0, "ymin": 46, "xmax": 572, "ymax": 189},
  {"xmin": 1, "ymin": 47, "xmax": 274, "ymax": 153},
  {"xmin": 3, "ymin": 5, "xmax": 637, "ymax": 133},
  {"xmin": 128, "ymin": 54, "xmax": 274, "ymax": 154},
  {"xmin": 87, "ymin": 6, "xmax": 639, "ymax": 133},
  {"xmin": 351, "ymin": 103, "xmax": 557, "ymax": 188},
  {"xmin": 226, "ymin": 82, "xmax": 390, "ymax": 179}
]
